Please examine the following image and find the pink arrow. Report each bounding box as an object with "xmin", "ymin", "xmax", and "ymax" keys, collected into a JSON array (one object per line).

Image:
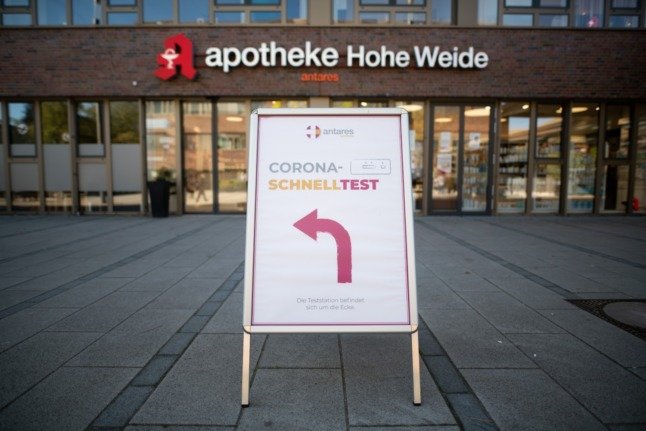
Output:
[{"xmin": 293, "ymin": 209, "xmax": 352, "ymax": 284}]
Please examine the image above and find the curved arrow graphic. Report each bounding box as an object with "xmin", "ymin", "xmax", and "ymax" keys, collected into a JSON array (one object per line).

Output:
[{"xmin": 293, "ymin": 209, "xmax": 352, "ymax": 284}]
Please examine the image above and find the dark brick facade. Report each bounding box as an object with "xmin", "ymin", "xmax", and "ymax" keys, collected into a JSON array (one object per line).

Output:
[{"xmin": 1, "ymin": 27, "xmax": 645, "ymax": 100}]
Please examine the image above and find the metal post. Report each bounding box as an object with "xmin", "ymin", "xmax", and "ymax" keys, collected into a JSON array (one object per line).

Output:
[
  {"xmin": 241, "ymin": 331, "xmax": 251, "ymax": 407},
  {"xmin": 411, "ymin": 331, "xmax": 421, "ymax": 405}
]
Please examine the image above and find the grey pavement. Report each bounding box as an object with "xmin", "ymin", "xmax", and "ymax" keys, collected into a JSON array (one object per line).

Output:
[{"xmin": 0, "ymin": 214, "xmax": 645, "ymax": 430}]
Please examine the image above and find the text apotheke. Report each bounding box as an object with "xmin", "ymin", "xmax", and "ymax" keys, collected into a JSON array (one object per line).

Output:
[{"xmin": 204, "ymin": 41, "xmax": 489, "ymax": 73}]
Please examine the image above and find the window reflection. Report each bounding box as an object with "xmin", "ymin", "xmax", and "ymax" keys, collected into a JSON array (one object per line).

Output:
[
  {"xmin": 574, "ymin": 0, "xmax": 604, "ymax": 27},
  {"xmin": 536, "ymin": 104, "xmax": 562, "ymax": 158},
  {"xmin": 179, "ymin": 0, "xmax": 209, "ymax": 23},
  {"xmin": 431, "ymin": 0, "xmax": 451, "ymax": 24},
  {"xmin": 8, "ymin": 102, "xmax": 36, "ymax": 157},
  {"xmin": 605, "ymin": 105, "xmax": 630, "ymax": 159},
  {"xmin": 334, "ymin": 0, "xmax": 354, "ymax": 23},
  {"xmin": 217, "ymin": 102, "xmax": 248, "ymax": 212},
  {"xmin": 183, "ymin": 102, "xmax": 213, "ymax": 213},
  {"xmin": 463, "ymin": 106, "xmax": 491, "ymax": 212},
  {"xmin": 432, "ymin": 106, "xmax": 459, "ymax": 211},
  {"xmin": 286, "ymin": 0, "xmax": 307, "ymax": 23},
  {"xmin": 42, "ymin": 101, "xmax": 72, "ymax": 212},
  {"xmin": 146, "ymin": 101, "xmax": 178, "ymax": 212},
  {"xmin": 144, "ymin": 0, "xmax": 173, "ymax": 23},
  {"xmin": 635, "ymin": 106, "xmax": 646, "ymax": 214},
  {"xmin": 38, "ymin": 0, "xmax": 67, "ymax": 25},
  {"xmin": 478, "ymin": 0, "xmax": 498, "ymax": 25},
  {"xmin": 533, "ymin": 163, "xmax": 561, "ymax": 213},
  {"xmin": 567, "ymin": 104, "xmax": 598, "ymax": 213},
  {"xmin": 396, "ymin": 101, "xmax": 425, "ymax": 212},
  {"xmin": 498, "ymin": 102, "xmax": 529, "ymax": 213}
]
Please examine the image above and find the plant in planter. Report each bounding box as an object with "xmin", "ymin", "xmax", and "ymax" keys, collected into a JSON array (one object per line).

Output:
[{"xmin": 147, "ymin": 167, "xmax": 175, "ymax": 217}]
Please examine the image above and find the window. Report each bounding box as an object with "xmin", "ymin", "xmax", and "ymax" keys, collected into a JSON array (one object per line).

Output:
[
  {"xmin": 498, "ymin": 102, "xmax": 530, "ymax": 213},
  {"xmin": 8, "ymin": 102, "xmax": 36, "ymax": 156},
  {"xmin": 505, "ymin": 0, "xmax": 532, "ymax": 6},
  {"xmin": 3, "ymin": 0, "xmax": 30, "ymax": 5},
  {"xmin": 41, "ymin": 101, "xmax": 72, "ymax": 212},
  {"xmin": 2, "ymin": 13, "xmax": 31, "ymax": 25},
  {"xmin": 505, "ymin": 0, "xmax": 567, "ymax": 5},
  {"xmin": 107, "ymin": 12, "xmax": 137, "ymax": 24},
  {"xmin": 333, "ymin": 0, "xmax": 354, "ymax": 22},
  {"xmin": 395, "ymin": 11, "xmax": 425, "ymax": 23},
  {"xmin": 143, "ymin": 0, "xmax": 173, "ymax": 23},
  {"xmin": 41, "ymin": 101, "xmax": 69, "ymax": 144},
  {"xmin": 431, "ymin": 0, "xmax": 451, "ymax": 23},
  {"xmin": 38, "ymin": 0, "xmax": 67, "ymax": 25},
  {"xmin": 574, "ymin": 0, "xmax": 604, "ymax": 27},
  {"xmin": 478, "ymin": 0, "xmax": 498, "ymax": 25},
  {"xmin": 110, "ymin": 101, "xmax": 139, "ymax": 144},
  {"xmin": 77, "ymin": 102, "xmax": 104, "ymax": 156},
  {"xmin": 538, "ymin": 13, "xmax": 568, "ymax": 25},
  {"xmin": 608, "ymin": 14, "xmax": 639, "ymax": 25},
  {"xmin": 250, "ymin": 10, "xmax": 281, "ymax": 22},
  {"xmin": 286, "ymin": 0, "xmax": 306, "ymax": 22},
  {"xmin": 536, "ymin": 104, "xmax": 563, "ymax": 158},
  {"xmin": 360, "ymin": 11, "xmax": 390, "ymax": 22},
  {"xmin": 72, "ymin": 0, "xmax": 96, "ymax": 24},
  {"xmin": 605, "ymin": 105, "xmax": 630, "ymax": 159},
  {"xmin": 108, "ymin": 0, "xmax": 135, "ymax": 5},
  {"xmin": 179, "ymin": 0, "xmax": 209, "ymax": 23},
  {"xmin": 567, "ymin": 104, "xmax": 599, "ymax": 213},
  {"xmin": 215, "ymin": 11, "xmax": 244, "ymax": 22},
  {"xmin": 503, "ymin": 13, "xmax": 533, "ymax": 24},
  {"xmin": 612, "ymin": 0, "xmax": 639, "ymax": 7}
]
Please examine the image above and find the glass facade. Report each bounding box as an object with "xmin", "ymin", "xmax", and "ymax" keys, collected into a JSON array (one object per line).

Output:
[{"xmin": 0, "ymin": 99, "xmax": 644, "ymax": 216}]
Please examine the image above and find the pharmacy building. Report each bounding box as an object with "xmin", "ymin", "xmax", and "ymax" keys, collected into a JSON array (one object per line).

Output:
[{"xmin": 1, "ymin": 0, "xmax": 645, "ymax": 216}]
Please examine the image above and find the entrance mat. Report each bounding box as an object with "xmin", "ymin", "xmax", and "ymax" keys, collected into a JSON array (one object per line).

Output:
[{"xmin": 567, "ymin": 299, "xmax": 646, "ymax": 341}]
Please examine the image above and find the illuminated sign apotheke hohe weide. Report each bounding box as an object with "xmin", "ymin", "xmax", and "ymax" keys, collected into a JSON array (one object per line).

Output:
[{"xmin": 205, "ymin": 41, "xmax": 489, "ymax": 73}]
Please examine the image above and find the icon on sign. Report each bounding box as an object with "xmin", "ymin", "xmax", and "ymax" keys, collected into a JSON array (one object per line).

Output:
[
  {"xmin": 294, "ymin": 209, "xmax": 352, "ymax": 284},
  {"xmin": 351, "ymin": 159, "xmax": 391, "ymax": 175},
  {"xmin": 306, "ymin": 125, "xmax": 321, "ymax": 139}
]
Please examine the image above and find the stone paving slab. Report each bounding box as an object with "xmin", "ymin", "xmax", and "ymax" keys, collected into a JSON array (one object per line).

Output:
[
  {"xmin": 508, "ymin": 333, "xmax": 646, "ymax": 423},
  {"xmin": 420, "ymin": 309, "xmax": 536, "ymax": 369},
  {"xmin": 538, "ymin": 308, "xmax": 646, "ymax": 367},
  {"xmin": 67, "ymin": 308, "xmax": 193, "ymax": 367},
  {"xmin": 259, "ymin": 334, "xmax": 341, "ymax": 369},
  {"xmin": 131, "ymin": 333, "xmax": 264, "ymax": 426},
  {"xmin": 238, "ymin": 369, "xmax": 346, "ymax": 431},
  {"xmin": 0, "ymin": 366, "xmax": 138, "ymax": 430},
  {"xmin": 0, "ymin": 307, "xmax": 77, "ymax": 353},
  {"xmin": 462, "ymin": 369, "xmax": 606, "ymax": 431},
  {"xmin": 341, "ymin": 334, "xmax": 456, "ymax": 427},
  {"xmin": 0, "ymin": 331, "xmax": 102, "ymax": 409}
]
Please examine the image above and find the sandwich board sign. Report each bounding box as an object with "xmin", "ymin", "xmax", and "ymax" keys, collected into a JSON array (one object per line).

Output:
[{"xmin": 242, "ymin": 108, "xmax": 420, "ymax": 405}]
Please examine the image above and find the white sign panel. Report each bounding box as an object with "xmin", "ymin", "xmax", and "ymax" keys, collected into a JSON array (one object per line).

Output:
[{"xmin": 244, "ymin": 108, "xmax": 418, "ymax": 333}]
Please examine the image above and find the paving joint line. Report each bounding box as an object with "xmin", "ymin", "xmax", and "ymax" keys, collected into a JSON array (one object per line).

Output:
[
  {"xmin": 0, "ymin": 218, "xmax": 152, "ymax": 265},
  {"xmin": 481, "ymin": 219, "xmax": 646, "ymax": 270},
  {"xmin": 0, "ymin": 218, "xmax": 228, "ymax": 320},
  {"xmin": 0, "ymin": 215, "xmax": 97, "ymax": 239},
  {"xmin": 88, "ymin": 261, "xmax": 245, "ymax": 430},
  {"xmin": 417, "ymin": 316, "xmax": 498, "ymax": 431},
  {"xmin": 415, "ymin": 220, "xmax": 578, "ymax": 299}
]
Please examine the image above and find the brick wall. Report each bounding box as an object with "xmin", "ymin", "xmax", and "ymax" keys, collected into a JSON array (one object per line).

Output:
[{"xmin": 1, "ymin": 27, "xmax": 645, "ymax": 100}]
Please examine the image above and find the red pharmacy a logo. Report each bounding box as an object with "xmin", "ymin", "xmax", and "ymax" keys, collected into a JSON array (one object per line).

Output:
[{"xmin": 155, "ymin": 33, "xmax": 197, "ymax": 81}]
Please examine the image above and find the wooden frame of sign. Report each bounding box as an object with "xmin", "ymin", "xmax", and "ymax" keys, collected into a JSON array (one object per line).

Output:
[{"xmin": 242, "ymin": 108, "xmax": 420, "ymax": 406}]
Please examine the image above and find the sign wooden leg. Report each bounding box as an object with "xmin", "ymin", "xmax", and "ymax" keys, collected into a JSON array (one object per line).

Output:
[
  {"xmin": 411, "ymin": 331, "xmax": 422, "ymax": 405},
  {"xmin": 241, "ymin": 332, "xmax": 251, "ymax": 407}
]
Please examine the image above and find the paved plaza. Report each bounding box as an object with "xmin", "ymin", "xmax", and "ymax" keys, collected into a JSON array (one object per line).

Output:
[{"xmin": 0, "ymin": 214, "xmax": 645, "ymax": 430}]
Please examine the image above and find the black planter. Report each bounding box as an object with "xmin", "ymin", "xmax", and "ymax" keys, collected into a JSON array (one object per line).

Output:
[{"xmin": 147, "ymin": 180, "xmax": 170, "ymax": 217}]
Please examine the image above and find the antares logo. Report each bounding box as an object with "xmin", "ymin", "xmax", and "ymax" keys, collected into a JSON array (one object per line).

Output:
[
  {"xmin": 306, "ymin": 125, "xmax": 321, "ymax": 139},
  {"xmin": 155, "ymin": 33, "xmax": 197, "ymax": 81},
  {"xmin": 322, "ymin": 127, "xmax": 354, "ymax": 138}
]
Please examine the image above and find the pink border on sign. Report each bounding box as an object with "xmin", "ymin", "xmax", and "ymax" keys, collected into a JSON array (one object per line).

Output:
[{"xmin": 251, "ymin": 114, "xmax": 411, "ymax": 327}]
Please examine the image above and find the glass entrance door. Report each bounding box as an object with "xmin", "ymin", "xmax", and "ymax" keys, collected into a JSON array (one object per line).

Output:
[
  {"xmin": 431, "ymin": 105, "xmax": 492, "ymax": 213},
  {"xmin": 182, "ymin": 101, "xmax": 214, "ymax": 213}
]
